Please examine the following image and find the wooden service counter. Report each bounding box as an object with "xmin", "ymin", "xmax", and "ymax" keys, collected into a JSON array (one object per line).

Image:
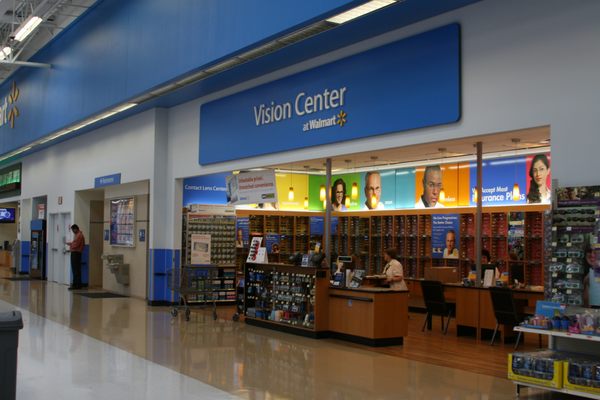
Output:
[
  {"xmin": 328, "ymin": 287, "xmax": 408, "ymax": 346},
  {"xmin": 244, "ymin": 263, "xmax": 409, "ymax": 347},
  {"xmin": 0, "ymin": 250, "xmax": 12, "ymax": 267},
  {"xmin": 407, "ymin": 279, "xmax": 543, "ymax": 340}
]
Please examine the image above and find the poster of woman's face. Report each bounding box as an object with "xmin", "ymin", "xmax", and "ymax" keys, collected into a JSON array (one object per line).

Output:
[{"xmin": 525, "ymin": 153, "xmax": 551, "ymax": 203}]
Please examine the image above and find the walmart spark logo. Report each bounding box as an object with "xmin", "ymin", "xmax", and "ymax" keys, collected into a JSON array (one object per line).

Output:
[
  {"xmin": 0, "ymin": 82, "xmax": 19, "ymax": 129},
  {"xmin": 336, "ymin": 110, "xmax": 347, "ymax": 127}
]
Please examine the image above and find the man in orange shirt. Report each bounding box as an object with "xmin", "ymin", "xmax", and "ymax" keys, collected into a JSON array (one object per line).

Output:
[{"xmin": 67, "ymin": 224, "xmax": 85, "ymax": 290}]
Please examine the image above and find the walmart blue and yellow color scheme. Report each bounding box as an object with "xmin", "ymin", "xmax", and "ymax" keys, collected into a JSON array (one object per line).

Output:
[{"xmin": 199, "ymin": 23, "xmax": 461, "ymax": 164}]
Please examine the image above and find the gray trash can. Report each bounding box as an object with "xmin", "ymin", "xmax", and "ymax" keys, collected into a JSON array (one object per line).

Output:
[{"xmin": 0, "ymin": 311, "xmax": 24, "ymax": 400}]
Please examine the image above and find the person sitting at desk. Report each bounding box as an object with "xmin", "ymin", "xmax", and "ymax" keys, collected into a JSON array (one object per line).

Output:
[
  {"xmin": 383, "ymin": 248, "xmax": 407, "ymax": 291},
  {"xmin": 481, "ymin": 248, "xmax": 503, "ymax": 281}
]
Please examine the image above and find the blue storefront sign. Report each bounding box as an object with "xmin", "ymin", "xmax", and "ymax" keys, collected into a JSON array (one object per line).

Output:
[
  {"xmin": 94, "ymin": 173, "xmax": 121, "ymax": 188},
  {"xmin": 200, "ymin": 23, "xmax": 461, "ymax": 164},
  {"xmin": 183, "ymin": 173, "xmax": 229, "ymax": 206}
]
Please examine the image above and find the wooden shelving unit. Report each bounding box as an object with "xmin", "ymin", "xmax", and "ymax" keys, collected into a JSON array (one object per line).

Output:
[{"xmin": 236, "ymin": 205, "xmax": 549, "ymax": 283}]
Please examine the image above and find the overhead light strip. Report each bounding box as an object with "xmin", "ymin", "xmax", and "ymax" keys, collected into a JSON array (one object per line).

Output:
[
  {"xmin": 327, "ymin": 0, "xmax": 400, "ymax": 25},
  {"xmin": 13, "ymin": 15, "xmax": 43, "ymax": 42}
]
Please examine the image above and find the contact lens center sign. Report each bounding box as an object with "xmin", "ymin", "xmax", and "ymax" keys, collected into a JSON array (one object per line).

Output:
[{"xmin": 199, "ymin": 23, "xmax": 461, "ymax": 165}]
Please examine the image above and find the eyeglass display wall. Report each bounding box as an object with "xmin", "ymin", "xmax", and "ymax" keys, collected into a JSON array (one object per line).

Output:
[
  {"xmin": 237, "ymin": 206, "xmax": 548, "ymax": 285},
  {"xmin": 547, "ymin": 186, "xmax": 600, "ymax": 306}
]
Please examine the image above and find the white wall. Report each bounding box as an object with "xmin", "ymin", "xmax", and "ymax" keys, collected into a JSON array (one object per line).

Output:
[
  {"xmin": 166, "ymin": 0, "xmax": 600, "ymax": 215},
  {"xmin": 103, "ymin": 181, "xmax": 149, "ymax": 298},
  {"xmin": 21, "ymin": 109, "xmax": 158, "ymax": 213}
]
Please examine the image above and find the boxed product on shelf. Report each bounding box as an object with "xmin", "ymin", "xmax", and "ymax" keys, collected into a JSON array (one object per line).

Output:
[
  {"xmin": 508, "ymin": 350, "xmax": 565, "ymax": 389},
  {"xmin": 563, "ymin": 357, "xmax": 600, "ymax": 394}
]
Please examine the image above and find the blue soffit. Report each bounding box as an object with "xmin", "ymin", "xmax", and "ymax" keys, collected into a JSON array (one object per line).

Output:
[{"xmin": 3, "ymin": 0, "xmax": 481, "ymax": 163}]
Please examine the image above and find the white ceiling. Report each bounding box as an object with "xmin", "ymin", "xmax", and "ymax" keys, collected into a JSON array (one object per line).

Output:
[{"xmin": 0, "ymin": 0, "xmax": 97, "ymax": 84}]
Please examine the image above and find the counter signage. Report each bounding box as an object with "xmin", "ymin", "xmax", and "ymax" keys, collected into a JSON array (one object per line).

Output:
[{"xmin": 200, "ymin": 24, "xmax": 461, "ymax": 164}]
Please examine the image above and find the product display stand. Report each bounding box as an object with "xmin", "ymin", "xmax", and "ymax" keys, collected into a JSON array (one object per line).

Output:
[
  {"xmin": 181, "ymin": 206, "xmax": 237, "ymax": 304},
  {"xmin": 244, "ymin": 262, "xmax": 329, "ymax": 337},
  {"xmin": 512, "ymin": 326, "xmax": 600, "ymax": 399}
]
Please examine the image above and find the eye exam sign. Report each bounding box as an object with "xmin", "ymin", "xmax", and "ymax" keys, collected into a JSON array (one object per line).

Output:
[{"xmin": 199, "ymin": 23, "xmax": 461, "ymax": 164}]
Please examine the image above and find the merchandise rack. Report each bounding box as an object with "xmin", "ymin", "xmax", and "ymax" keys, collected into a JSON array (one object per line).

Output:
[
  {"xmin": 181, "ymin": 208, "xmax": 237, "ymax": 304},
  {"xmin": 236, "ymin": 205, "xmax": 548, "ymax": 282},
  {"xmin": 512, "ymin": 326, "xmax": 600, "ymax": 398}
]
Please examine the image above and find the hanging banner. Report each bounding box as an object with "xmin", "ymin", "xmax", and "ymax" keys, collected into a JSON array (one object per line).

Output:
[
  {"xmin": 183, "ymin": 173, "xmax": 229, "ymax": 206},
  {"xmin": 226, "ymin": 170, "xmax": 278, "ymax": 205}
]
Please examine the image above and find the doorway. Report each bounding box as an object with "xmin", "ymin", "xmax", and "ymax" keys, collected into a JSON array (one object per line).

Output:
[
  {"xmin": 48, "ymin": 212, "xmax": 71, "ymax": 285},
  {"xmin": 88, "ymin": 200, "xmax": 104, "ymax": 288}
]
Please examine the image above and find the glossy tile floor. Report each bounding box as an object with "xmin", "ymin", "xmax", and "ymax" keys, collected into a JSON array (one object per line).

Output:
[{"xmin": 0, "ymin": 270, "xmax": 579, "ymax": 399}]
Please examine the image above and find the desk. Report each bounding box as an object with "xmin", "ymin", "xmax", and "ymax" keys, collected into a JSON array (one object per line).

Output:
[
  {"xmin": 328, "ymin": 287, "xmax": 408, "ymax": 346},
  {"xmin": 0, "ymin": 250, "xmax": 11, "ymax": 267},
  {"xmin": 407, "ymin": 279, "xmax": 543, "ymax": 340}
]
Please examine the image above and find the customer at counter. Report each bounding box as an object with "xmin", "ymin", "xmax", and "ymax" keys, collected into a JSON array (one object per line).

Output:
[{"xmin": 383, "ymin": 248, "xmax": 407, "ymax": 291}]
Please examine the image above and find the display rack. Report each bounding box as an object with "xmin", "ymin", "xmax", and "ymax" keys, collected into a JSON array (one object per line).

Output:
[
  {"xmin": 181, "ymin": 206, "xmax": 237, "ymax": 304},
  {"xmin": 244, "ymin": 262, "xmax": 329, "ymax": 336},
  {"xmin": 237, "ymin": 206, "xmax": 548, "ymax": 282},
  {"xmin": 512, "ymin": 326, "xmax": 600, "ymax": 399},
  {"xmin": 547, "ymin": 201, "xmax": 600, "ymax": 305}
]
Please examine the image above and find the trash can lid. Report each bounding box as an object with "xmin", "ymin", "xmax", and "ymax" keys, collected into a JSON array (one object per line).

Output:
[{"xmin": 0, "ymin": 310, "xmax": 23, "ymax": 331}]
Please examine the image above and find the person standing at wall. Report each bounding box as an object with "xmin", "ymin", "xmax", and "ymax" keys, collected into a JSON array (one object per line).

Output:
[{"xmin": 67, "ymin": 224, "xmax": 86, "ymax": 290}]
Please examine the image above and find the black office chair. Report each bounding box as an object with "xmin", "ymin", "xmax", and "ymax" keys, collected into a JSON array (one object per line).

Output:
[
  {"xmin": 489, "ymin": 287, "xmax": 523, "ymax": 350},
  {"xmin": 420, "ymin": 280, "xmax": 455, "ymax": 335}
]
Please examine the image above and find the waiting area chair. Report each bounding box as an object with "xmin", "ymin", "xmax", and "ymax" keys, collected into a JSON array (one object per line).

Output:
[
  {"xmin": 420, "ymin": 280, "xmax": 456, "ymax": 335},
  {"xmin": 489, "ymin": 287, "xmax": 523, "ymax": 350}
]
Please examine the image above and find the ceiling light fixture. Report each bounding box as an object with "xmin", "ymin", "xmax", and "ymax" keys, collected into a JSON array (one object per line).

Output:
[
  {"xmin": 0, "ymin": 47, "xmax": 12, "ymax": 61},
  {"xmin": 511, "ymin": 138, "xmax": 521, "ymax": 202},
  {"xmin": 14, "ymin": 16, "xmax": 43, "ymax": 42},
  {"xmin": 327, "ymin": 0, "xmax": 399, "ymax": 25}
]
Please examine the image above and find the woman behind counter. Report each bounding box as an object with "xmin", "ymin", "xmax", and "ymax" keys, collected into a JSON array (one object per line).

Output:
[{"xmin": 383, "ymin": 248, "xmax": 407, "ymax": 291}]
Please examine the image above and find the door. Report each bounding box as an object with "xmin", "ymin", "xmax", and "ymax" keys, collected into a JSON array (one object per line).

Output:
[
  {"xmin": 48, "ymin": 213, "xmax": 60, "ymax": 282},
  {"xmin": 48, "ymin": 212, "xmax": 71, "ymax": 284},
  {"xmin": 89, "ymin": 201, "xmax": 104, "ymax": 288},
  {"xmin": 60, "ymin": 213, "xmax": 72, "ymax": 285}
]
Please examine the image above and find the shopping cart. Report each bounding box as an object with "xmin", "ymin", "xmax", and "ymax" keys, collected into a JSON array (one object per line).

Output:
[{"xmin": 167, "ymin": 264, "xmax": 219, "ymax": 321}]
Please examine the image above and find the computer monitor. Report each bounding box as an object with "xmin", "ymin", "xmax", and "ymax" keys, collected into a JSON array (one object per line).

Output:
[{"xmin": 480, "ymin": 263, "xmax": 497, "ymax": 279}]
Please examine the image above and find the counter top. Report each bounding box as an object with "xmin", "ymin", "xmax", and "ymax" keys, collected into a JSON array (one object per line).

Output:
[
  {"xmin": 406, "ymin": 278, "xmax": 544, "ymax": 294},
  {"xmin": 329, "ymin": 286, "xmax": 408, "ymax": 294}
]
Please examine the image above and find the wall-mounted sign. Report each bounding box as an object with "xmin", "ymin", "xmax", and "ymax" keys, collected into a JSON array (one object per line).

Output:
[
  {"xmin": 0, "ymin": 82, "xmax": 20, "ymax": 129},
  {"xmin": 37, "ymin": 204, "xmax": 45, "ymax": 220},
  {"xmin": 94, "ymin": 173, "xmax": 121, "ymax": 188},
  {"xmin": 182, "ymin": 173, "xmax": 229, "ymax": 206},
  {"xmin": 200, "ymin": 24, "xmax": 461, "ymax": 164},
  {"xmin": 0, "ymin": 162, "xmax": 21, "ymax": 196}
]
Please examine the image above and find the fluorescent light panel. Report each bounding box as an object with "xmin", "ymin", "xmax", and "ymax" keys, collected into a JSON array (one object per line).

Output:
[
  {"xmin": 14, "ymin": 16, "xmax": 43, "ymax": 42},
  {"xmin": 0, "ymin": 47, "xmax": 12, "ymax": 61},
  {"xmin": 327, "ymin": 0, "xmax": 397, "ymax": 24}
]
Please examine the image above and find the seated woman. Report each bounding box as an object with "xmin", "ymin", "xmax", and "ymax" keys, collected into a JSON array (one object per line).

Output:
[{"xmin": 383, "ymin": 248, "xmax": 407, "ymax": 291}]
